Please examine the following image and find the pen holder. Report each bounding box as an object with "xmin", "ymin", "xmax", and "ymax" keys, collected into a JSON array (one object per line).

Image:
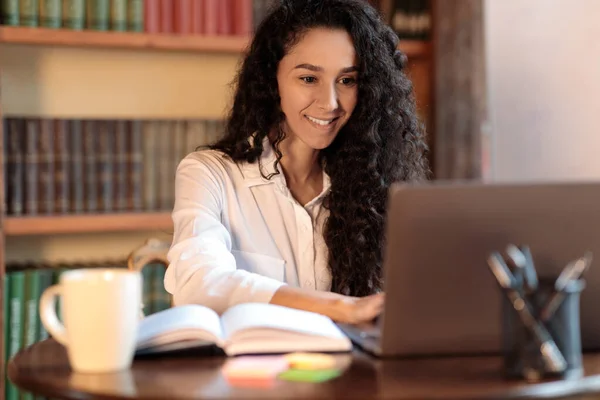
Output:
[{"xmin": 502, "ymin": 278, "xmax": 586, "ymax": 382}]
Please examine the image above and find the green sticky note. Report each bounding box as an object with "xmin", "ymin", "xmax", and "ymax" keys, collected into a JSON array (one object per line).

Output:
[{"xmin": 278, "ymin": 369, "xmax": 341, "ymax": 383}]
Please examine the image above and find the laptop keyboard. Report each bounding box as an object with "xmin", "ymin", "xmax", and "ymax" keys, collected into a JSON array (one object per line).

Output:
[{"xmin": 358, "ymin": 324, "xmax": 381, "ymax": 339}]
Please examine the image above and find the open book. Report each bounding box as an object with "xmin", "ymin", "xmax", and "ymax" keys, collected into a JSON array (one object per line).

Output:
[{"xmin": 135, "ymin": 303, "xmax": 352, "ymax": 356}]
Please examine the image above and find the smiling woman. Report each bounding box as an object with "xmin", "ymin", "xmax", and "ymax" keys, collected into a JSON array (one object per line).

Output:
[{"xmin": 164, "ymin": 0, "xmax": 430, "ymax": 325}]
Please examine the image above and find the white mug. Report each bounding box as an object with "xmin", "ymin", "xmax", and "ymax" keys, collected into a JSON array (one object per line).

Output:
[{"xmin": 39, "ymin": 268, "xmax": 142, "ymax": 373}]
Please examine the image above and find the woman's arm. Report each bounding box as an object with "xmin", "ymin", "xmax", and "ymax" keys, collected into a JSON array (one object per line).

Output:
[
  {"xmin": 270, "ymin": 286, "xmax": 384, "ymax": 324},
  {"xmin": 165, "ymin": 153, "xmax": 285, "ymax": 314}
]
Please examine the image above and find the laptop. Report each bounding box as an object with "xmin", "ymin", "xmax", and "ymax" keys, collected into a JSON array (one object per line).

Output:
[{"xmin": 339, "ymin": 180, "xmax": 600, "ymax": 357}]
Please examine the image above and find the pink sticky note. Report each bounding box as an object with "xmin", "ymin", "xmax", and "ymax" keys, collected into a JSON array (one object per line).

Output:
[{"xmin": 222, "ymin": 356, "xmax": 289, "ymax": 379}]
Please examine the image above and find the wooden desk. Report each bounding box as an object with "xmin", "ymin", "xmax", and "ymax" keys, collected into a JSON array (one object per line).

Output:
[{"xmin": 8, "ymin": 339, "xmax": 600, "ymax": 399}]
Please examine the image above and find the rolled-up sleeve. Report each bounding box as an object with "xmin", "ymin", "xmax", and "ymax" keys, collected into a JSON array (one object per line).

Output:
[{"xmin": 164, "ymin": 153, "xmax": 285, "ymax": 314}]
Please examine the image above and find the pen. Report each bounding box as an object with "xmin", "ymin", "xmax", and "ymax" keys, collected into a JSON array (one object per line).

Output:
[
  {"xmin": 487, "ymin": 252, "xmax": 567, "ymax": 373},
  {"xmin": 539, "ymin": 252, "xmax": 592, "ymax": 322},
  {"xmin": 506, "ymin": 244, "xmax": 527, "ymax": 270},
  {"xmin": 506, "ymin": 244, "xmax": 527, "ymax": 293},
  {"xmin": 520, "ymin": 245, "xmax": 539, "ymax": 292}
]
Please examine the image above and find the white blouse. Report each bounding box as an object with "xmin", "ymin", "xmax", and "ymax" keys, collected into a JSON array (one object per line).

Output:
[{"xmin": 164, "ymin": 137, "xmax": 332, "ymax": 314}]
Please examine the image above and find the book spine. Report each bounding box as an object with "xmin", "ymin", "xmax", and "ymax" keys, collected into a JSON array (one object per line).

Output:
[
  {"xmin": 83, "ymin": 120, "xmax": 98, "ymax": 213},
  {"xmin": 69, "ymin": 119, "xmax": 84, "ymax": 213},
  {"xmin": 23, "ymin": 268, "xmax": 41, "ymax": 350},
  {"xmin": 151, "ymin": 264, "xmax": 170, "ymax": 313},
  {"xmin": 158, "ymin": 121, "xmax": 172, "ymax": 210},
  {"xmin": 190, "ymin": 0, "xmax": 202, "ymax": 34},
  {"xmin": 62, "ymin": 0, "xmax": 83, "ymax": 29},
  {"xmin": 38, "ymin": 119, "xmax": 55, "ymax": 215},
  {"xmin": 144, "ymin": 0, "xmax": 159, "ymax": 33},
  {"xmin": 7, "ymin": 118, "xmax": 24, "ymax": 216},
  {"xmin": 141, "ymin": 121, "xmax": 156, "ymax": 211},
  {"xmin": 173, "ymin": 120, "xmax": 187, "ymax": 168},
  {"xmin": 24, "ymin": 119, "xmax": 39, "ymax": 216},
  {"xmin": 37, "ymin": 267, "xmax": 54, "ymax": 341},
  {"xmin": 54, "ymin": 119, "xmax": 70, "ymax": 214},
  {"xmin": 158, "ymin": 0, "xmax": 172, "ymax": 33},
  {"xmin": 19, "ymin": 0, "xmax": 38, "ymax": 26},
  {"xmin": 232, "ymin": 0, "xmax": 252, "ymax": 36},
  {"xmin": 86, "ymin": 0, "xmax": 109, "ymax": 30},
  {"xmin": 129, "ymin": 120, "xmax": 143, "ymax": 211},
  {"xmin": 202, "ymin": 0, "xmax": 217, "ymax": 35},
  {"xmin": 97, "ymin": 120, "xmax": 114, "ymax": 212},
  {"xmin": 109, "ymin": 0, "xmax": 126, "ymax": 31},
  {"xmin": 171, "ymin": 120, "xmax": 186, "ymax": 207},
  {"xmin": 39, "ymin": 0, "xmax": 60, "ymax": 27},
  {"xmin": 173, "ymin": 0, "xmax": 191, "ymax": 34},
  {"xmin": 3, "ymin": 272, "xmax": 10, "ymax": 397},
  {"xmin": 7, "ymin": 270, "xmax": 25, "ymax": 400},
  {"xmin": 1, "ymin": 0, "xmax": 20, "ymax": 25},
  {"xmin": 114, "ymin": 120, "xmax": 127, "ymax": 211},
  {"xmin": 142, "ymin": 264, "xmax": 155, "ymax": 315},
  {"xmin": 127, "ymin": 0, "xmax": 143, "ymax": 31},
  {"xmin": 216, "ymin": 0, "xmax": 230, "ymax": 35}
]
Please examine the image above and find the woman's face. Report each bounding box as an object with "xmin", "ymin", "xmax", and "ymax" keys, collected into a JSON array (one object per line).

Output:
[{"xmin": 277, "ymin": 27, "xmax": 358, "ymax": 150}]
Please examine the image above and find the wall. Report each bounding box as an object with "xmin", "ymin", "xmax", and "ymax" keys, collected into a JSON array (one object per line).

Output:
[{"xmin": 485, "ymin": 0, "xmax": 600, "ymax": 182}]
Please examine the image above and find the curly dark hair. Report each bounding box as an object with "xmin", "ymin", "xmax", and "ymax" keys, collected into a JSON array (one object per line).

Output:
[{"xmin": 210, "ymin": 0, "xmax": 430, "ymax": 297}]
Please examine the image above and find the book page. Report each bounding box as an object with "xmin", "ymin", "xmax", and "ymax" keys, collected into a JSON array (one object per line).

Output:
[
  {"xmin": 136, "ymin": 304, "xmax": 224, "ymax": 349},
  {"xmin": 221, "ymin": 303, "xmax": 348, "ymax": 342}
]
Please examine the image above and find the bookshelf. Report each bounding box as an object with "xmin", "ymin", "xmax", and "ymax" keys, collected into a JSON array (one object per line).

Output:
[
  {"xmin": 0, "ymin": 2, "xmax": 435, "ymax": 399},
  {"xmin": 0, "ymin": 26, "xmax": 431, "ymax": 58},
  {"xmin": 4, "ymin": 213, "xmax": 173, "ymax": 236}
]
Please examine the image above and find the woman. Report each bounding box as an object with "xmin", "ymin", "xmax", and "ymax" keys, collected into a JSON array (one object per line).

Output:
[{"xmin": 164, "ymin": 0, "xmax": 429, "ymax": 324}]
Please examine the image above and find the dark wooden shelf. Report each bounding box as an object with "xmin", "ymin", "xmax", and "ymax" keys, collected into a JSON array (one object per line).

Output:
[
  {"xmin": 4, "ymin": 212, "xmax": 173, "ymax": 236},
  {"xmin": 0, "ymin": 26, "xmax": 430, "ymax": 57}
]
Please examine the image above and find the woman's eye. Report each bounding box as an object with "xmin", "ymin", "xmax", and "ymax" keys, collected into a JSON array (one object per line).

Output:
[
  {"xmin": 301, "ymin": 76, "xmax": 317, "ymax": 84},
  {"xmin": 340, "ymin": 77, "xmax": 357, "ymax": 85}
]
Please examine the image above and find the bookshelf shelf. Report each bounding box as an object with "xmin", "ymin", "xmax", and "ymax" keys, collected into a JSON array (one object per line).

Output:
[
  {"xmin": 4, "ymin": 213, "xmax": 173, "ymax": 236},
  {"xmin": 0, "ymin": 26, "xmax": 430, "ymax": 57},
  {"xmin": 0, "ymin": 26, "xmax": 250, "ymax": 53}
]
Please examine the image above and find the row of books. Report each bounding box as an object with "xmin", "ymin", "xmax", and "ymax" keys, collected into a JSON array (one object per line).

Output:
[
  {"xmin": 144, "ymin": 0, "xmax": 254, "ymax": 36},
  {"xmin": 3, "ymin": 117, "xmax": 225, "ymax": 216},
  {"xmin": 0, "ymin": 0, "xmax": 271, "ymax": 37},
  {"xmin": 0, "ymin": 0, "xmax": 143, "ymax": 31},
  {"xmin": 3, "ymin": 260, "xmax": 171, "ymax": 400},
  {"xmin": 391, "ymin": 0, "xmax": 431, "ymax": 40}
]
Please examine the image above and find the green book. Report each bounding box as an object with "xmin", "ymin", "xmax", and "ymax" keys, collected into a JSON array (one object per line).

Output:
[
  {"xmin": 1, "ymin": 0, "xmax": 20, "ymax": 25},
  {"xmin": 141, "ymin": 264, "xmax": 155, "ymax": 316},
  {"xmin": 19, "ymin": 0, "xmax": 38, "ymax": 26},
  {"xmin": 86, "ymin": 0, "xmax": 108, "ymax": 30},
  {"xmin": 62, "ymin": 0, "xmax": 83, "ymax": 30},
  {"xmin": 6, "ymin": 270, "xmax": 25, "ymax": 400},
  {"xmin": 151, "ymin": 264, "xmax": 170, "ymax": 314},
  {"xmin": 126, "ymin": 0, "xmax": 142, "ymax": 32},
  {"xmin": 23, "ymin": 268, "xmax": 41, "ymax": 347},
  {"xmin": 109, "ymin": 0, "xmax": 125, "ymax": 31},
  {"xmin": 3, "ymin": 274, "xmax": 10, "ymax": 400},
  {"xmin": 21, "ymin": 267, "xmax": 41, "ymax": 400},
  {"xmin": 39, "ymin": 0, "xmax": 60, "ymax": 27},
  {"xmin": 36, "ymin": 266, "xmax": 54, "ymax": 342}
]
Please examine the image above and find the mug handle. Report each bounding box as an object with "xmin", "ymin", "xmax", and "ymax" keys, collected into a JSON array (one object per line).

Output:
[{"xmin": 39, "ymin": 285, "xmax": 68, "ymax": 346}]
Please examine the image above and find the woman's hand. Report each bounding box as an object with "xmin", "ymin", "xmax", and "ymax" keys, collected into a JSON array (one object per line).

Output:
[{"xmin": 333, "ymin": 293, "xmax": 385, "ymax": 325}]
